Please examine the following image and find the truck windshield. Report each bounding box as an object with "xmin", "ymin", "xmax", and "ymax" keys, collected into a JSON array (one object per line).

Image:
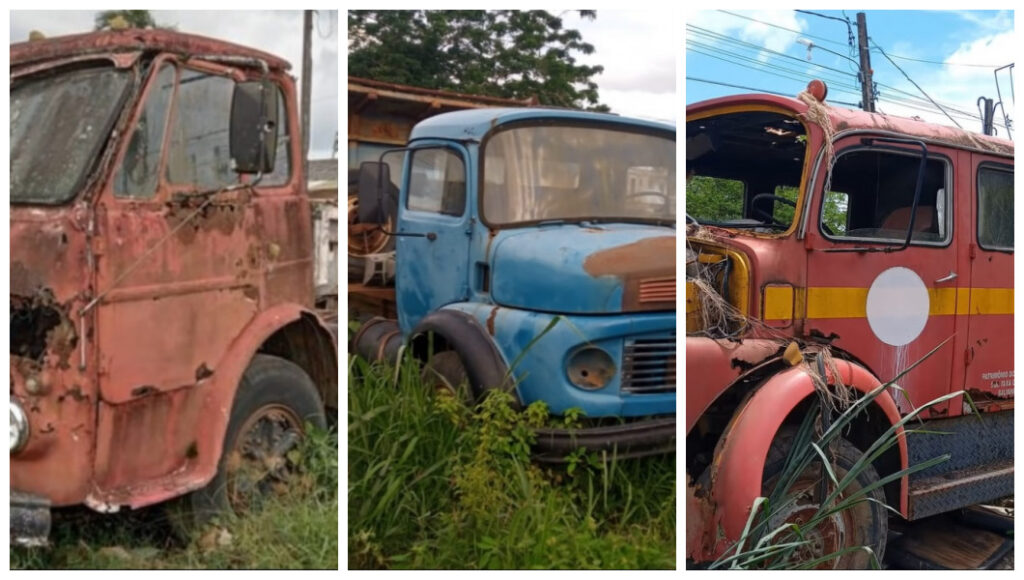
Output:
[
  {"xmin": 482, "ymin": 125, "xmax": 675, "ymax": 226},
  {"xmin": 11, "ymin": 66, "xmax": 131, "ymax": 205},
  {"xmin": 686, "ymin": 111, "xmax": 807, "ymax": 231}
]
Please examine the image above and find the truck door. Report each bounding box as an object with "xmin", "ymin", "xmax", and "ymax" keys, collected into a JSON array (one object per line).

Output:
[
  {"xmin": 805, "ymin": 136, "xmax": 960, "ymax": 416},
  {"xmin": 962, "ymin": 156, "xmax": 1013, "ymax": 411},
  {"xmin": 395, "ymin": 142, "xmax": 473, "ymax": 332}
]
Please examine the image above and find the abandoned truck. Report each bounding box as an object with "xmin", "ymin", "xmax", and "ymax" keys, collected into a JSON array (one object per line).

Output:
[
  {"xmin": 351, "ymin": 108, "xmax": 676, "ymax": 458},
  {"xmin": 10, "ymin": 30, "xmax": 337, "ymax": 546},
  {"xmin": 686, "ymin": 81, "xmax": 1013, "ymax": 568}
]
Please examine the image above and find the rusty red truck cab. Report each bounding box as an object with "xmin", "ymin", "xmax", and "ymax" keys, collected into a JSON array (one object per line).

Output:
[
  {"xmin": 686, "ymin": 87, "xmax": 1013, "ymax": 567},
  {"xmin": 10, "ymin": 30, "xmax": 337, "ymax": 546}
]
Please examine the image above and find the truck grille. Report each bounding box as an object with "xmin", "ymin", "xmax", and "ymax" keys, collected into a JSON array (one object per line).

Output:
[
  {"xmin": 638, "ymin": 276, "xmax": 675, "ymax": 304},
  {"xmin": 622, "ymin": 333, "xmax": 676, "ymax": 393}
]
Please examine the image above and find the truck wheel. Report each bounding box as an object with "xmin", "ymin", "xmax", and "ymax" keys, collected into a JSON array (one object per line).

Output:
[
  {"xmin": 421, "ymin": 351, "xmax": 473, "ymax": 403},
  {"xmin": 184, "ymin": 354, "xmax": 326, "ymax": 523},
  {"xmin": 761, "ymin": 428, "xmax": 887, "ymax": 569}
]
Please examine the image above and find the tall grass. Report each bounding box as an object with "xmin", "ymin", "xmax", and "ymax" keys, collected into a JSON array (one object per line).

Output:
[
  {"xmin": 348, "ymin": 353, "xmax": 676, "ymax": 569},
  {"xmin": 712, "ymin": 341, "xmax": 973, "ymax": 570},
  {"xmin": 11, "ymin": 427, "xmax": 339, "ymax": 570}
]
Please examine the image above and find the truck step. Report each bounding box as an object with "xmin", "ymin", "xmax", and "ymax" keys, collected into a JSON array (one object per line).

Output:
[
  {"xmin": 906, "ymin": 459, "xmax": 1013, "ymax": 520},
  {"xmin": 886, "ymin": 505, "xmax": 1013, "ymax": 569}
]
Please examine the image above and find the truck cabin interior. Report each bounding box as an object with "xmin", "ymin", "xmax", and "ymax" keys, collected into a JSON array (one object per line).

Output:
[{"xmin": 686, "ymin": 111, "xmax": 807, "ymax": 230}]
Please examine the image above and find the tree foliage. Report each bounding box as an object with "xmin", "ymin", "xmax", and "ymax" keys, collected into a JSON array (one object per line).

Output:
[
  {"xmin": 94, "ymin": 10, "xmax": 172, "ymax": 31},
  {"xmin": 686, "ymin": 178, "xmax": 847, "ymax": 233},
  {"xmin": 348, "ymin": 10, "xmax": 608, "ymax": 111}
]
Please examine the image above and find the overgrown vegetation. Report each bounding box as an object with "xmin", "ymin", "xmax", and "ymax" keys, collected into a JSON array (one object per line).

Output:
[
  {"xmin": 712, "ymin": 343, "xmax": 970, "ymax": 570},
  {"xmin": 11, "ymin": 427, "xmax": 338, "ymax": 570},
  {"xmin": 348, "ymin": 354, "xmax": 675, "ymax": 569}
]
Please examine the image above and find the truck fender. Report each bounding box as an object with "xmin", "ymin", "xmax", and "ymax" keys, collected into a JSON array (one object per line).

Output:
[
  {"xmin": 705, "ymin": 361, "xmax": 907, "ymax": 559},
  {"xmin": 190, "ymin": 303, "xmax": 332, "ymax": 492},
  {"xmin": 409, "ymin": 309, "xmax": 514, "ymax": 397}
]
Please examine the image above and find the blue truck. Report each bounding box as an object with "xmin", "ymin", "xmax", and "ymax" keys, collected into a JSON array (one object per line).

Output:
[{"xmin": 351, "ymin": 107, "xmax": 676, "ymax": 459}]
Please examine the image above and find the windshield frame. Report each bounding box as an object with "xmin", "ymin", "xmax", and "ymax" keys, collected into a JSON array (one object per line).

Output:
[
  {"xmin": 685, "ymin": 105, "xmax": 813, "ymax": 239},
  {"xmin": 11, "ymin": 61, "xmax": 135, "ymax": 206},
  {"xmin": 478, "ymin": 119, "xmax": 676, "ymax": 230}
]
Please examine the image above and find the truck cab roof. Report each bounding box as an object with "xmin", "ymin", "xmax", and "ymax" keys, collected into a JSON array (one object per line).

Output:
[
  {"xmin": 409, "ymin": 107, "xmax": 675, "ymax": 143},
  {"xmin": 11, "ymin": 29, "xmax": 290, "ymax": 71}
]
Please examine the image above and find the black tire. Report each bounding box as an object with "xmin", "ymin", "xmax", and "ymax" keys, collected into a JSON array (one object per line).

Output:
[
  {"xmin": 420, "ymin": 351, "xmax": 473, "ymax": 403},
  {"xmin": 761, "ymin": 428, "xmax": 888, "ymax": 569},
  {"xmin": 181, "ymin": 354, "xmax": 326, "ymax": 525}
]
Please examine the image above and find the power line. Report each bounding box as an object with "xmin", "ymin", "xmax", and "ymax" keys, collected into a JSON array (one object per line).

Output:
[
  {"xmin": 687, "ymin": 25, "xmax": 854, "ymax": 77},
  {"xmin": 871, "ymin": 39, "xmax": 962, "ymax": 129},
  {"xmin": 717, "ymin": 10, "xmax": 849, "ymax": 47},
  {"xmin": 872, "ymin": 50, "xmax": 1006, "ymax": 69},
  {"xmin": 686, "ymin": 43, "xmax": 862, "ymax": 97},
  {"xmin": 795, "ymin": 9, "xmax": 850, "ymax": 25}
]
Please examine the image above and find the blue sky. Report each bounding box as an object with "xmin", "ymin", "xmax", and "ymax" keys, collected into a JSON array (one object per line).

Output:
[{"xmin": 686, "ymin": 10, "xmax": 1014, "ymax": 136}]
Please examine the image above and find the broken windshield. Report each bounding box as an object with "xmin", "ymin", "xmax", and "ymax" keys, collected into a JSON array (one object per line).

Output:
[
  {"xmin": 482, "ymin": 124, "xmax": 675, "ymax": 226},
  {"xmin": 686, "ymin": 111, "xmax": 807, "ymax": 232},
  {"xmin": 11, "ymin": 66, "xmax": 131, "ymax": 204}
]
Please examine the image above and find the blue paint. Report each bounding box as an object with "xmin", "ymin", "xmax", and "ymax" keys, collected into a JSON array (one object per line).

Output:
[{"xmin": 394, "ymin": 109, "xmax": 676, "ymax": 419}]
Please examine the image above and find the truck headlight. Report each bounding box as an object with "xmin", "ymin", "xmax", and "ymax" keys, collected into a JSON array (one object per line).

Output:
[
  {"xmin": 11, "ymin": 399, "xmax": 29, "ymax": 453},
  {"xmin": 567, "ymin": 347, "xmax": 616, "ymax": 390}
]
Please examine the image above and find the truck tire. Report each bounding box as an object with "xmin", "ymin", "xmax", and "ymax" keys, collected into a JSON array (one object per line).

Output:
[
  {"xmin": 420, "ymin": 350, "xmax": 472, "ymax": 403},
  {"xmin": 180, "ymin": 354, "xmax": 327, "ymax": 526},
  {"xmin": 761, "ymin": 428, "xmax": 887, "ymax": 569}
]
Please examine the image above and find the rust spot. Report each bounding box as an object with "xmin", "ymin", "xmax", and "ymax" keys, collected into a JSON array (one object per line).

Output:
[
  {"xmin": 486, "ymin": 307, "xmax": 499, "ymax": 336},
  {"xmin": 195, "ymin": 363, "xmax": 214, "ymax": 381},
  {"xmin": 130, "ymin": 385, "xmax": 158, "ymax": 398},
  {"xmin": 185, "ymin": 441, "xmax": 199, "ymax": 459},
  {"xmin": 11, "ymin": 289, "xmax": 78, "ymax": 368},
  {"xmin": 39, "ymin": 423, "xmax": 55, "ymax": 435},
  {"xmin": 583, "ymin": 236, "xmax": 675, "ymax": 279},
  {"xmin": 807, "ymin": 328, "xmax": 840, "ymax": 343},
  {"xmin": 242, "ymin": 285, "xmax": 259, "ymax": 301},
  {"xmin": 61, "ymin": 385, "xmax": 87, "ymax": 403}
]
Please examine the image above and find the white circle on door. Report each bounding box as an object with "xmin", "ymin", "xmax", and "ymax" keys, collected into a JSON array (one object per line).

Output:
[{"xmin": 865, "ymin": 267, "xmax": 930, "ymax": 346}]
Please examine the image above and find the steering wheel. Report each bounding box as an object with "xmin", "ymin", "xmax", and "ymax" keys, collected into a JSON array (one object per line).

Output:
[{"xmin": 750, "ymin": 193, "xmax": 796, "ymax": 227}]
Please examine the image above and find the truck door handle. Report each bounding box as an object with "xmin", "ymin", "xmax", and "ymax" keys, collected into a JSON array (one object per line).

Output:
[{"xmin": 935, "ymin": 271, "xmax": 957, "ymax": 284}]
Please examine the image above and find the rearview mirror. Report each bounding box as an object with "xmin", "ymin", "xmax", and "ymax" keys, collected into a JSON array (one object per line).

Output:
[
  {"xmin": 230, "ymin": 81, "xmax": 279, "ymax": 174},
  {"xmin": 357, "ymin": 162, "xmax": 389, "ymax": 224}
]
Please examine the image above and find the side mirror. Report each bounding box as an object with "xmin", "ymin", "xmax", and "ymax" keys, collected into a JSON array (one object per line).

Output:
[
  {"xmin": 230, "ymin": 81, "xmax": 279, "ymax": 174},
  {"xmin": 357, "ymin": 161, "xmax": 389, "ymax": 224}
]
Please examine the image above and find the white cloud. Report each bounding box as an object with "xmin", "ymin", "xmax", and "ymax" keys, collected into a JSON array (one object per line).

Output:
[{"xmin": 690, "ymin": 9, "xmax": 807, "ymax": 54}]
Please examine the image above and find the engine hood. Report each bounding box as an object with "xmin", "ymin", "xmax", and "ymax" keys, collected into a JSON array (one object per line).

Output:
[{"xmin": 490, "ymin": 224, "xmax": 676, "ymax": 314}]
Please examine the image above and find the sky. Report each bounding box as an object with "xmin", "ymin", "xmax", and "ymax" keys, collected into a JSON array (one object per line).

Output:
[
  {"xmin": 686, "ymin": 10, "xmax": 1015, "ymax": 137},
  {"xmin": 10, "ymin": 10, "xmax": 339, "ymax": 159},
  {"xmin": 573, "ymin": 10, "xmax": 677, "ymax": 123}
]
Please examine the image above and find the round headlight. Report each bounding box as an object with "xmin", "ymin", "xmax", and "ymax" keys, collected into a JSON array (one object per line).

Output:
[
  {"xmin": 11, "ymin": 399, "xmax": 29, "ymax": 453},
  {"xmin": 567, "ymin": 347, "xmax": 616, "ymax": 390}
]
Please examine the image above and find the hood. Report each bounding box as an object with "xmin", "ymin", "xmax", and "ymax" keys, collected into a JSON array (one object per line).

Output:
[{"xmin": 490, "ymin": 225, "xmax": 676, "ymax": 314}]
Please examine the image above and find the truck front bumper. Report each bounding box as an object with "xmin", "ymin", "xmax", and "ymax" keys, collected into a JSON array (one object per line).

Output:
[
  {"xmin": 11, "ymin": 491, "xmax": 50, "ymax": 548},
  {"xmin": 532, "ymin": 416, "xmax": 675, "ymax": 462}
]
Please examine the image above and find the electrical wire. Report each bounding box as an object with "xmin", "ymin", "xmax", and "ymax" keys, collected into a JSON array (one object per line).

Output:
[
  {"xmin": 872, "ymin": 51, "xmax": 1005, "ymax": 69},
  {"xmin": 871, "ymin": 40, "xmax": 963, "ymax": 129},
  {"xmin": 717, "ymin": 10, "xmax": 849, "ymax": 47},
  {"xmin": 687, "ymin": 25, "xmax": 854, "ymax": 77}
]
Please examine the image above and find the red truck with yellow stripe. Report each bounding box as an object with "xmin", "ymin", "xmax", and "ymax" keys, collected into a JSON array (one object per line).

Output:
[{"xmin": 685, "ymin": 82, "xmax": 1013, "ymax": 568}]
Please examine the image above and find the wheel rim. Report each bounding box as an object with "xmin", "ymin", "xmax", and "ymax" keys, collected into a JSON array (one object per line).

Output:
[
  {"xmin": 767, "ymin": 471, "xmax": 853, "ymax": 569},
  {"xmin": 225, "ymin": 404, "xmax": 304, "ymax": 512},
  {"xmin": 348, "ymin": 194, "xmax": 391, "ymax": 256}
]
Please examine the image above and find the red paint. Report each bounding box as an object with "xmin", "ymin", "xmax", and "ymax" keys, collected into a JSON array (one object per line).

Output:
[
  {"xmin": 11, "ymin": 31, "xmax": 335, "ymax": 511},
  {"xmin": 686, "ymin": 93, "xmax": 1013, "ymax": 563}
]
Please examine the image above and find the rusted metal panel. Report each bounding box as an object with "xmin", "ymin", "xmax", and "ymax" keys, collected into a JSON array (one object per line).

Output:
[{"xmin": 12, "ymin": 29, "xmax": 290, "ymax": 71}]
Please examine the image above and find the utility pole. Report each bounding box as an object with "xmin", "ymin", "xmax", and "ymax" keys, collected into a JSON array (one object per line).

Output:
[
  {"xmin": 301, "ymin": 10, "xmax": 313, "ymax": 176},
  {"xmin": 856, "ymin": 12, "xmax": 875, "ymax": 113}
]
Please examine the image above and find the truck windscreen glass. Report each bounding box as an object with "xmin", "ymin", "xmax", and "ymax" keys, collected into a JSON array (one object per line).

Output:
[
  {"xmin": 11, "ymin": 67, "xmax": 131, "ymax": 204},
  {"xmin": 482, "ymin": 125, "xmax": 676, "ymax": 226}
]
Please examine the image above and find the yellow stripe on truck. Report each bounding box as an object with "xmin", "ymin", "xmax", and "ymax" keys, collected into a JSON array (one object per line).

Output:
[{"xmin": 763, "ymin": 287, "xmax": 1013, "ymax": 320}]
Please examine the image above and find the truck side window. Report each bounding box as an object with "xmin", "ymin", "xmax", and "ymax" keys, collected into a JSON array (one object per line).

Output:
[
  {"xmin": 165, "ymin": 69, "xmax": 237, "ymax": 190},
  {"xmin": 114, "ymin": 64, "xmax": 175, "ymax": 198},
  {"xmin": 262, "ymin": 88, "xmax": 291, "ymax": 187},
  {"xmin": 407, "ymin": 148, "xmax": 466, "ymax": 216},
  {"xmin": 977, "ymin": 166, "xmax": 1013, "ymax": 251},
  {"xmin": 821, "ymin": 149, "xmax": 950, "ymax": 245}
]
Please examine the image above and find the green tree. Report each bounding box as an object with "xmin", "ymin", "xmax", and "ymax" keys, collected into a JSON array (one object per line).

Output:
[
  {"xmin": 348, "ymin": 10, "xmax": 608, "ymax": 111},
  {"xmin": 94, "ymin": 10, "xmax": 170, "ymax": 31}
]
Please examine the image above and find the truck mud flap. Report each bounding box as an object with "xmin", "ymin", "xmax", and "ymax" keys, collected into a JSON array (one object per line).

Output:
[
  {"xmin": 532, "ymin": 417, "xmax": 675, "ymax": 463},
  {"xmin": 11, "ymin": 491, "xmax": 51, "ymax": 548}
]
